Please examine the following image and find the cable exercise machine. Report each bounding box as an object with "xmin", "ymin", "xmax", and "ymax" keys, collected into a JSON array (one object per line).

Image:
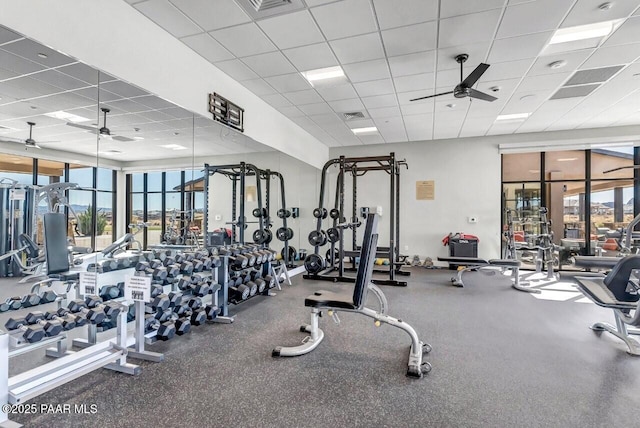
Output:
[{"xmin": 304, "ymin": 153, "xmax": 410, "ymax": 287}]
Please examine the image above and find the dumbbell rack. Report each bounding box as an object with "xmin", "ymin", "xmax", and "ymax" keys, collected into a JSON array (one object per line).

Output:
[{"xmin": 0, "ymin": 308, "xmax": 140, "ymax": 427}]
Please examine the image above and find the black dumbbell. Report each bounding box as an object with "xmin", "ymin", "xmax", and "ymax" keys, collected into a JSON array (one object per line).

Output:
[
  {"xmin": 250, "ymin": 270, "xmax": 263, "ymax": 281},
  {"xmin": 168, "ymin": 291, "xmax": 184, "ymax": 308},
  {"xmin": 155, "ymin": 308, "xmax": 174, "ymax": 322},
  {"xmin": 24, "ymin": 312, "xmax": 63, "ymax": 337},
  {"xmin": 255, "ymin": 278, "xmax": 267, "ymax": 293},
  {"xmin": 149, "ymin": 294, "xmax": 170, "ymax": 311},
  {"xmin": 204, "ymin": 304, "xmax": 219, "ymax": 320},
  {"xmin": 192, "ymin": 259, "xmax": 204, "ymax": 272},
  {"xmin": 190, "ymin": 308, "xmax": 207, "ymax": 326},
  {"xmin": 187, "ymin": 297, "xmax": 203, "ymax": 310},
  {"xmin": 176, "ymin": 277, "xmax": 193, "ymax": 291},
  {"xmin": 166, "ymin": 264, "xmax": 180, "ymax": 278},
  {"xmin": 100, "ymin": 284, "xmax": 121, "ymax": 301},
  {"xmin": 174, "ymin": 317, "xmax": 191, "ymax": 335},
  {"xmin": 0, "ymin": 297, "xmax": 22, "ymax": 312},
  {"xmin": 135, "ymin": 261, "xmax": 168, "ymax": 281},
  {"xmin": 264, "ymin": 275, "xmax": 276, "ymax": 289},
  {"xmin": 163, "ymin": 256, "xmax": 176, "ymax": 267},
  {"xmin": 144, "ymin": 315, "xmax": 175, "ymax": 341},
  {"xmin": 43, "ymin": 310, "xmax": 76, "ymax": 331},
  {"xmin": 229, "ymin": 284, "xmax": 250, "ymax": 302},
  {"xmin": 210, "ymin": 256, "xmax": 222, "ymax": 268},
  {"xmin": 56, "ymin": 308, "xmax": 87, "ymax": 327},
  {"xmin": 178, "ymin": 261, "xmax": 194, "ymax": 275},
  {"xmin": 67, "ymin": 300, "xmax": 106, "ymax": 324},
  {"xmin": 245, "ymin": 280, "xmax": 258, "ymax": 297},
  {"xmin": 173, "ymin": 304, "xmax": 191, "ymax": 317},
  {"xmin": 20, "ymin": 293, "xmax": 41, "ymax": 308},
  {"xmin": 5, "ymin": 317, "xmax": 45, "ymax": 343}
]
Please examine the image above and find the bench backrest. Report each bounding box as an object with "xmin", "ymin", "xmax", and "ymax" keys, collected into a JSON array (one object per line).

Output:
[
  {"xmin": 353, "ymin": 213, "xmax": 379, "ymax": 309},
  {"xmin": 43, "ymin": 212, "xmax": 70, "ymax": 274},
  {"xmin": 604, "ymin": 255, "xmax": 640, "ymax": 302}
]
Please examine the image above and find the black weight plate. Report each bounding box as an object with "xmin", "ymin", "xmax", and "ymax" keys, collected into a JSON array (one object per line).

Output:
[
  {"xmin": 276, "ymin": 227, "xmax": 289, "ymax": 241},
  {"xmin": 286, "ymin": 227, "xmax": 294, "ymax": 240},
  {"xmin": 326, "ymin": 227, "xmax": 340, "ymax": 243},
  {"xmin": 253, "ymin": 229, "xmax": 271, "ymax": 244},
  {"xmin": 329, "ymin": 208, "xmax": 340, "ymax": 219},
  {"xmin": 252, "ymin": 208, "xmax": 262, "ymax": 218},
  {"xmin": 308, "ymin": 230, "xmax": 327, "ymax": 247},
  {"xmin": 280, "ymin": 246, "xmax": 297, "ymax": 262},
  {"xmin": 304, "ymin": 253, "xmax": 325, "ymax": 274}
]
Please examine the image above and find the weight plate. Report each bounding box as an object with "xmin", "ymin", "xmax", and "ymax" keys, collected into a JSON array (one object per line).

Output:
[
  {"xmin": 326, "ymin": 227, "xmax": 340, "ymax": 243},
  {"xmin": 308, "ymin": 230, "xmax": 328, "ymax": 247},
  {"xmin": 286, "ymin": 227, "xmax": 294, "ymax": 240},
  {"xmin": 253, "ymin": 229, "xmax": 270, "ymax": 244},
  {"xmin": 304, "ymin": 253, "xmax": 325, "ymax": 274},
  {"xmin": 313, "ymin": 207, "xmax": 328, "ymax": 219},
  {"xmin": 280, "ymin": 246, "xmax": 297, "ymax": 262},
  {"xmin": 325, "ymin": 248, "xmax": 340, "ymax": 264},
  {"xmin": 329, "ymin": 208, "xmax": 340, "ymax": 219},
  {"xmin": 276, "ymin": 227, "xmax": 289, "ymax": 241},
  {"xmin": 252, "ymin": 208, "xmax": 262, "ymax": 218},
  {"xmin": 277, "ymin": 208, "xmax": 291, "ymax": 219}
]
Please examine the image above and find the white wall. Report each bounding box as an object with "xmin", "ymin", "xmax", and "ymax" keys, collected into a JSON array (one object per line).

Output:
[{"xmin": 328, "ymin": 139, "xmax": 502, "ymax": 263}]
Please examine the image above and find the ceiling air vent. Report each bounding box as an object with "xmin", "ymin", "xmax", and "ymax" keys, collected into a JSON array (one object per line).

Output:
[
  {"xmin": 550, "ymin": 84, "xmax": 600, "ymax": 100},
  {"xmin": 563, "ymin": 65, "xmax": 623, "ymax": 86},
  {"xmin": 343, "ymin": 112, "xmax": 366, "ymax": 121},
  {"xmin": 249, "ymin": 0, "xmax": 291, "ymax": 11},
  {"xmin": 238, "ymin": 0, "xmax": 303, "ymax": 19}
]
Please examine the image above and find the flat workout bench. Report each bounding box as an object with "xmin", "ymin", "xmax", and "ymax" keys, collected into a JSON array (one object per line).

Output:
[
  {"xmin": 273, "ymin": 213, "xmax": 431, "ymax": 378},
  {"xmin": 437, "ymin": 256, "xmax": 537, "ymax": 293}
]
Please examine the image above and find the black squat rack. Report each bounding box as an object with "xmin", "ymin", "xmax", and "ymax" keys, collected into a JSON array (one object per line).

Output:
[{"xmin": 303, "ymin": 153, "xmax": 409, "ymax": 286}]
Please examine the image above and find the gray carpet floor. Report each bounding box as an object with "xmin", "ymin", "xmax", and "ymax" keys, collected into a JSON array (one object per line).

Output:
[{"xmin": 1, "ymin": 268, "xmax": 639, "ymax": 428}]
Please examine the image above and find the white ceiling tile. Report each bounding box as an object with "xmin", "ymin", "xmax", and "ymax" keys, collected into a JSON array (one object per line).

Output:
[
  {"xmin": 100, "ymin": 81, "xmax": 149, "ymax": 98},
  {"xmin": 242, "ymin": 51, "xmax": 296, "ymax": 77},
  {"xmin": 264, "ymin": 73, "xmax": 311, "ymax": 92},
  {"xmin": 283, "ymin": 43, "xmax": 338, "ymax": 71},
  {"xmin": 261, "ymin": 93, "xmax": 292, "ymax": 108},
  {"xmin": 358, "ymin": 133, "xmax": 385, "ymax": 144},
  {"xmin": 400, "ymin": 102, "xmax": 434, "ymax": 115},
  {"xmin": 181, "ymin": 33, "xmax": 234, "ymax": 63},
  {"xmin": 580, "ymin": 43, "xmax": 640, "ymax": 69},
  {"xmin": 276, "ymin": 105, "xmax": 305, "ymax": 118},
  {"xmin": 437, "ymin": 43, "xmax": 491, "ymax": 70},
  {"xmin": 210, "ymin": 23, "xmax": 276, "ymax": 57},
  {"xmin": 434, "ymin": 68, "xmax": 462, "ymax": 87},
  {"xmin": 214, "ymin": 59, "xmax": 259, "ymax": 80},
  {"xmin": 310, "ymin": 0, "xmax": 378, "ymax": 40},
  {"xmin": 516, "ymin": 73, "xmax": 571, "ymax": 92},
  {"xmin": 316, "ymin": 83, "xmax": 359, "ymax": 101},
  {"xmin": 481, "ymin": 59, "xmax": 534, "ymax": 81},
  {"xmin": 475, "ymin": 78, "xmax": 522, "ymax": 99},
  {"xmin": 31, "ymin": 70, "xmax": 88, "ymax": 91},
  {"xmin": 346, "ymin": 118, "xmax": 375, "ymax": 130},
  {"xmin": 362, "ymin": 94, "xmax": 397, "ymax": 109},
  {"xmin": 170, "ymin": 0, "xmax": 250, "ymax": 31},
  {"xmin": 306, "ymin": 0, "xmax": 338, "ymax": 7},
  {"xmin": 0, "ymin": 26, "xmax": 21, "ymax": 45},
  {"xmin": 393, "ymin": 73, "xmax": 434, "ymax": 93},
  {"xmin": 343, "ymin": 59, "xmax": 391, "ymax": 82},
  {"xmin": 258, "ymin": 10, "xmax": 324, "ymax": 50},
  {"xmin": 381, "ymin": 22, "xmax": 437, "ymax": 57},
  {"xmin": 354, "ymin": 78, "xmax": 394, "ymax": 97},
  {"xmin": 388, "ymin": 51, "xmax": 436, "ymax": 77},
  {"xmin": 330, "ymin": 33, "xmax": 385, "ymax": 64},
  {"xmin": 372, "ymin": 0, "xmax": 438, "ymax": 29},
  {"xmin": 498, "ymin": 0, "xmax": 573, "ymax": 38},
  {"xmin": 433, "ymin": 126, "xmax": 463, "ymax": 140},
  {"xmin": 135, "ymin": 95, "xmax": 175, "ymax": 110},
  {"xmin": 283, "ymin": 89, "xmax": 323, "ymax": 105},
  {"xmin": 528, "ymin": 49, "xmax": 594, "ymax": 76},
  {"xmin": 562, "ymin": 0, "xmax": 640, "ymax": 28},
  {"xmin": 308, "ymin": 113, "xmax": 344, "ymax": 126},
  {"xmin": 439, "ymin": 9, "xmax": 502, "ymax": 48},
  {"xmin": 403, "ymin": 113, "xmax": 432, "ymax": 140},
  {"xmin": 368, "ymin": 105, "xmax": 401, "ymax": 119},
  {"xmin": 375, "ymin": 117, "xmax": 407, "ymax": 142},
  {"xmin": 134, "ymin": 0, "xmax": 201, "ymax": 38},
  {"xmin": 488, "ymin": 32, "xmax": 552, "ymax": 63},
  {"xmin": 440, "ymin": 0, "xmax": 506, "ymax": 18},
  {"xmin": 501, "ymin": 90, "xmax": 551, "ymax": 113},
  {"xmin": 397, "ymin": 90, "xmax": 435, "ymax": 105},
  {"xmin": 328, "ymin": 98, "xmax": 366, "ymax": 112},
  {"xmin": 0, "ymin": 48, "xmax": 46, "ymax": 75},
  {"xmin": 298, "ymin": 102, "xmax": 334, "ymax": 115},
  {"xmin": 240, "ymin": 78, "xmax": 277, "ymax": 96}
]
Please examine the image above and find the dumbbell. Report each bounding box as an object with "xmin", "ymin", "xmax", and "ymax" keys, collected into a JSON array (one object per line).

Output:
[
  {"xmin": 209, "ymin": 256, "xmax": 222, "ymax": 268},
  {"xmin": 43, "ymin": 310, "xmax": 77, "ymax": 330},
  {"xmin": 173, "ymin": 316, "xmax": 191, "ymax": 335},
  {"xmin": 135, "ymin": 261, "xmax": 168, "ymax": 281},
  {"xmin": 229, "ymin": 283, "xmax": 250, "ymax": 302},
  {"xmin": 191, "ymin": 281, "xmax": 211, "ymax": 297},
  {"xmin": 178, "ymin": 261, "xmax": 194, "ymax": 275},
  {"xmin": 176, "ymin": 277, "xmax": 194, "ymax": 291},
  {"xmin": 67, "ymin": 300, "xmax": 107, "ymax": 324},
  {"xmin": 254, "ymin": 278, "xmax": 267, "ymax": 293},
  {"xmin": 165, "ymin": 264, "xmax": 181, "ymax": 278},
  {"xmin": 144, "ymin": 315, "xmax": 175, "ymax": 341},
  {"xmin": 264, "ymin": 275, "xmax": 276, "ymax": 289},
  {"xmin": 56, "ymin": 308, "xmax": 88, "ymax": 327},
  {"xmin": 250, "ymin": 269, "xmax": 263, "ymax": 281},
  {"xmin": 219, "ymin": 248, "xmax": 248, "ymax": 270},
  {"xmin": 5, "ymin": 317, "xmax": 46, "ymax": 343},
  {"xmin": 149, "ymin": 294, "xmax": 170, "ymax": 311},
  {"xmin": 24, "ymin": 312, "xmax": 63, "ymax": 337},
  {"xmin": 245, "ymin": 280, "xmax": 258, "ymax": 297},
  {"xmin": 0, "ymin": 297, "xmax": 22, "ymax": 312},
  {"xmin": 168, "ymin": 291, "xmax": 184, "ymax": 308},
  {"xmin": 204, "ymin": 304, "xmax": 219, "ymax": 320},
  {"xmin": 162, "ymin": 256, "xmax": 176, "ymax": 267},
  {"xmin": 191, "ymin": 259, "xmax": 205, "ymax": 272},
  {"xmin": 100, "ymin": 284, "xmax": 121, "ymax": 301},
  {"xmin": 155, "ymin": 308, "xmax": 174, "ymax": 322},
  {"xmin": 190, "ymin": 308, "xmax": 207, "ymax": 326}
]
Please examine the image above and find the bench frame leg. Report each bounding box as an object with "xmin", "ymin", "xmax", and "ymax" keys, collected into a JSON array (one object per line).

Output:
[
  {"xmin": 511, "ymin": 267, "xmax": 541, "ymax": 294},
  {"xmin": 590, "ymin": 312, "xmax": 640, "ymax": 356},
  {"xmin": 272, "ymin": 308, "xmax": 324, "ymax": 357}
]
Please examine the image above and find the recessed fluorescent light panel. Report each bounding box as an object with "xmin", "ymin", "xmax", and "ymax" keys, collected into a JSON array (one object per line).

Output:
[
  {"xmin": 557, "ymin": 158, "xmax": 577, "ymax": 162},
  {"xmin": 351, "ymin": 126, "xmax": 378, "ymax": 135},
  {"xmin": 160, "ymin": 144, "xmax": 188, "ymax": 150},
  {"xmin": 301, "ymin": 66, "xmax": 346, "ymax": 87},
  {"xmin": 44, "ymin": 110, "xmax": 91, "ymax": 123},
  {"xmin": 550, "ymin": 20, "xmax": 621, "ymax": 44},
  {"xmin": 495, "ymin": 113, "xmax": 530, "ymax": 122}
]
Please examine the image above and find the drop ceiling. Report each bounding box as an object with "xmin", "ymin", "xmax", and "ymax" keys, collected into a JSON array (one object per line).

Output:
[
  {"xmin": 127, "ymin": 0, "xmax": 640, "ymax": 145},
  {"xmin": 0, "ymin": 24, "xmax": 274, "ymax": 162},
  {"xmin": 1, "ymin": 0, "xmax": 640, "ymax": 163}
]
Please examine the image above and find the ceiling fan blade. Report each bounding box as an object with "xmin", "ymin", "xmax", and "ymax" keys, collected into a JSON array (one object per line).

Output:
[
  {"xmin": 37, "ymin": 140, "xmax": 61, "ymax": 144},
  {"xmin": 468, "ymin": 88, "xmax": 497, "ymax": 102},
  {"xmin": 410, "ymin": 91, "xmax": 454, "ymax": 102},
  {"xmin": 461, "ymin": 63, "xmax": 490, "ymax": 88},
  {"xmin": 0, "ymin": 136, "xmax": 24, "ymax": 144}
]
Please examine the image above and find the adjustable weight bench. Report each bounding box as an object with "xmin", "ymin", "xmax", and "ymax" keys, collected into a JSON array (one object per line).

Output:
[
  {"xmin": 436, "ymin": 256, "xmax": 536, "ymax": 293},
  {"xmin": 273, "ymin": 213, "xmax": 431, "ymax": 378},
  {"xmin": 574, "ymin": 255, "xmax": 640, "ymax": 356}
]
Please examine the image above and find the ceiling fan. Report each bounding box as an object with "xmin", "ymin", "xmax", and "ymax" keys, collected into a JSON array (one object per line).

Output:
[
  {"xmin": 66, "ymin": 107, "xmax": 133, "ymax": 142},
  {"xmin": 410, "ymin": 54, "xmax": 497, "ymax": 102},
  {"xmin": 0, "ymin": 122, "xmax": 59, "ymax": 149}
]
